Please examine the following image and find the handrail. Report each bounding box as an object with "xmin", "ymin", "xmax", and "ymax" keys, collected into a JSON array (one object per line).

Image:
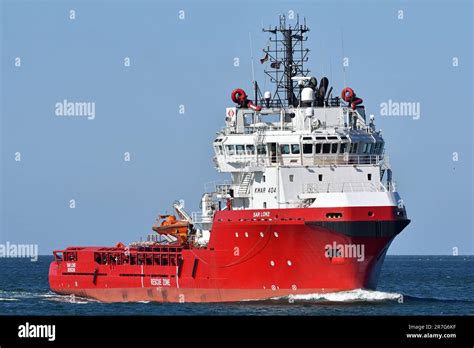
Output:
[
  {"xmin": 216, "ymin": 153, "xmax": 383, "ymax": 166},
  {"xmin": 302, "ymin": 181, "xmax": 396, "ymax": 194},
  {"xmin": 191, "ymin": 212, "xmax": 213, "ymax": 224}
]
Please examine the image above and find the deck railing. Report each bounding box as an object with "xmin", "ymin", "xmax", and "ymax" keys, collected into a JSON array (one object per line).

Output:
[
  {"xmin": 215, "ymin": 153, "xmax": 383, "ymax": 167},
  {"xmin": 302, "ymin": 181, "xmax": 396, "ymax": 194}
]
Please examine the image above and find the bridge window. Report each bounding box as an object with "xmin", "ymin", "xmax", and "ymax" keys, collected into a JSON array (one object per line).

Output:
[
  {"xmin": 257, "ymin": 144, "xmax": 266, "ymax": 155},
  {"xmin": 291, "ymin": 144, "xmax": 300, "ymax": 154},
  {"xmin": 318, "ymin": 174, "xmax": 323, "ymax": 181},
  {"xmin": 246, "ymin": 144, "xmax": 255, "ymax": 155},
  {"xmin": 226, "ymin": 145, "xmax": 235, "ymax": 156},
  {"xmin": 315, "ymin": 143, "xmax": 322, "ymax": 154},
  {"xmin": 322, "ymin": 143, "xmax": 331, "ymax": 154},
  {"xmin": 350, "ymin": 143, "xmax": 358, "ymax": 154},
  {"xmin": 331, "ymin": 143, "xmax": 338, "ymax": 153},
  {"xmin": 303, "ymin": 143, "xmax": 313, "ymax": 154},
  {"xmin": 280, "ymin": 144, "xmax": 290, "ymax": 155},
  {"xmin": 380, "ymin": 143, "xmax": 384, "ymax": 154},
  {"xmin": 340, "ymin": 143, "xmax": 348, "ymax": 153},
  {"xmin": 373, "ymin": 142, "xmax": 384, "ymax": 155},
  {"xmin": 368, "ymin": 174, "xmax": 372, "ymax": 181},
  {"xmin": 367, "ymin": 143, "xmax": 374, "ymax": 154},
  {"xmin": 236, "ymin": 145, "xmax": 245, "ymax": 155}
]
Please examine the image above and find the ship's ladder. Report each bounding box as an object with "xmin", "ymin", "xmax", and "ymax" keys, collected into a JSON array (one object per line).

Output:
[
  {"xmin": 254, "ymin": 127, "xmax": 266, "ymax": 164},
  {"xmin": 238, "ymin": 172, "xmax": 253, "ymax": 195}
]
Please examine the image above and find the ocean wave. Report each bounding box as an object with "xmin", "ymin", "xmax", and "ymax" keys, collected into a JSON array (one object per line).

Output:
[
  {"xmin": 270, "ymin": 289, "xmax": 403, "ymax": 303},
  {"xmin": 0, "ymin": 290, "xmax": 36, "ymax": 300},
  {"xmin": 0, "ymin": 290, "xmax": 96, "ymax": 304},
  {"xmin": 39, "ymin": 293, "xmax": 97, "ymax": 304}
]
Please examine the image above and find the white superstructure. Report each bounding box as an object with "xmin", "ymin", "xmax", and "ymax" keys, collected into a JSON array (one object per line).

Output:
[{"xmin": 188, "ymin": 15, "xmax": 404, "ymax": 246}]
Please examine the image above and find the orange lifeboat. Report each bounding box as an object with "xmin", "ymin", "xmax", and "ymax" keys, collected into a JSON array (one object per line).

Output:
[{"xmin": 152, "ymin": 215, "xmax": 189, "ymax": 245}]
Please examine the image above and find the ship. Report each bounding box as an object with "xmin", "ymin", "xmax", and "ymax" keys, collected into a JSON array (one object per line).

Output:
[{"xmin": 49, "ymin": 15, "xmax": 410, "ymax": 303}]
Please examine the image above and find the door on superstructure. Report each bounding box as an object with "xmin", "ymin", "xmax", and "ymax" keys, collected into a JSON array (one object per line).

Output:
[{"xmin": 268, "ymin": 143, "xmax": 278, "ymax": 164}]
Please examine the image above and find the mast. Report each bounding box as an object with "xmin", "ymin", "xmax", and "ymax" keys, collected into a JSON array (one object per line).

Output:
[{"xmin": 261, "ymin": 15, "xmax": 310, "ymax": 107}]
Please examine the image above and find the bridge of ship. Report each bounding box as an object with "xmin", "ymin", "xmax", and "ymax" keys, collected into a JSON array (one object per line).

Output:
[
  {"xmin": 214, "ymin": 131, "xmax": 385, "ymax": 170},
  {"xmin": 214, "ymin": 105, "xmax": 384, "ymax": 171}
]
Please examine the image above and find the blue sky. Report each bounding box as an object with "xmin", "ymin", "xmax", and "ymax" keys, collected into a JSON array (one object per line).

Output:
[{"xmin": 1, "ymin": 0, "xmax": 472, "ymax": 254}]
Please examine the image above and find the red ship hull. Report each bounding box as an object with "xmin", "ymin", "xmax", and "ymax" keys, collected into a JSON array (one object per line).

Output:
[{"xmin": 49, "ymin": 206, "xmax": 409, "ymax": 303}]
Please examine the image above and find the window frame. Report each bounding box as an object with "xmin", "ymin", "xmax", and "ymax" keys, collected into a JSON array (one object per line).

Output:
[
  {"xmin": 257, "ymin": 144, "xmax": 267, "ymax": 155},
  {"xmin": 302, "ymin": 143, "xmax": 313, "ymax": 154},
  {"xmin": 226, "ymin": 145, "xmax": 236, "ymax": 156},
  {"xmin": 246, "ymin": 144, "xmax": 255, "ymax": 155},
  {"xmin": 280, "ymin": 144, "xmax": 291, "ymax": 155},
  {"xmin": 236, "ymin": 144, "xmax": 245, "ymax": 156},
  {"xmin": 322, "ymin": 143, "xmax": 331, "ymax": 154},
  {"xmin": 340, "ymin": 142, "xmax": 348, "ymax": 154},
  {"xmin": 290, "ymin": 144, "xmax": 300, "ymax": 155},
  {"xmin": 315, "ymin": 143, "xmax": 322, "ymax": 154}
]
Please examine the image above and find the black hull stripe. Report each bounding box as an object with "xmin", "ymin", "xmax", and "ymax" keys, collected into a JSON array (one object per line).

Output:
[{"xmin": 305, "ymin": 219, "xmax": 411, "ymax": 238}]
